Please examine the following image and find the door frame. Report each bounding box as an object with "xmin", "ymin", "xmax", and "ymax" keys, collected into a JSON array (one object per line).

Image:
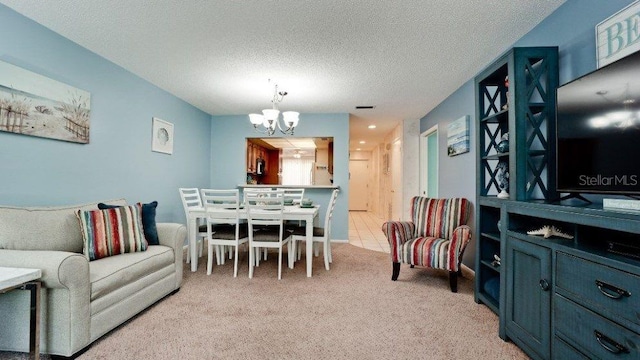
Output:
[
  {"xmin": 391, "ymin": 138, "xmax": 403, "ymax": 220},
  {"xmin": 419, "ymin": 125, "xmax": 438, "ymax": 197}
]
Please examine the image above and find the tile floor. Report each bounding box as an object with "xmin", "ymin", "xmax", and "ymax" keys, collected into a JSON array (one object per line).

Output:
[{"xmin": 348, "ymin": 211, "xmax": 390, "ymax": 253}]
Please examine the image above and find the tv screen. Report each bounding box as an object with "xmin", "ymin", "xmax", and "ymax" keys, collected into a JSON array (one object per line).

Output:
[{"xmin": 556, "ymin": 50, "xmax": 640, "ymax": 195}]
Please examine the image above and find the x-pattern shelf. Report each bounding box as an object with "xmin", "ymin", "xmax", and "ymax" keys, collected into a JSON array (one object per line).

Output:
[{"xmin": 477, "ymin": 47, "xmax": 558, "ymax": 201}]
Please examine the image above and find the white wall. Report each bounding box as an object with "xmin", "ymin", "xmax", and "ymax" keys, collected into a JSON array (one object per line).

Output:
[
  {"xmin": 0, "ymin": 5, "xmax": 212, "ymax": 224},
  {"xmin": 368, "ymin": 119, "xmax": 419, "ymax": 221},
  {"xmin": 402, "ymin": 118, "xmax": 420, "ymax": 220}
]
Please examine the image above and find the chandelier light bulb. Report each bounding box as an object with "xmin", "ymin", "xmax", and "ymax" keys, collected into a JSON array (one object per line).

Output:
[
  {"xmin": 249, "ymin": 113, "xmax": 264, "ymax": 125},
  {"xmin": 282, "ymin": 111, "xmax": 300, "ymax": 127}
]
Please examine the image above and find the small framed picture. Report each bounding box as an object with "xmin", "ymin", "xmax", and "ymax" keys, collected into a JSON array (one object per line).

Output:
[
  {"xmin": 151, "ymin": 117, "xmax": 174, "ymax": 154},
  {"xmin": 447, "ymin": 115, "xmax": 470, "ymax": 157}
]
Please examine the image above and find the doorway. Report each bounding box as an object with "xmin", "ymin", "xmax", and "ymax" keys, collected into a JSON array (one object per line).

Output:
[
  {"xmin": 348, "ymin": 159, "xmax": 369, "ymax": 211},
  {"xmin": 419, "ymin": 126, "xmax": 438, "ymax": 197}
]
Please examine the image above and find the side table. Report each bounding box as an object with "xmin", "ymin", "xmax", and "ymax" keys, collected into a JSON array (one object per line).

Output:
[{"xmin": 0, "ymin": 267, "xmax": 42, "ymax": 360}]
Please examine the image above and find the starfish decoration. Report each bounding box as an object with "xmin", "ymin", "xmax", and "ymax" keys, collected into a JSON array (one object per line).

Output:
[{"xmin": 527, "ymin": 225, "xmax": 573, "ymax": 239}]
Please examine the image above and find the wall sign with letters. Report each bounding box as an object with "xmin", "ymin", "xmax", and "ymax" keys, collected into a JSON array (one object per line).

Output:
[{"xmin": 596, "ymin": 0, "xmax": 640, "ymax": 68}]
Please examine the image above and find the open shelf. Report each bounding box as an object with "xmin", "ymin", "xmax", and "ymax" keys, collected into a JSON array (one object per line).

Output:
[
  {"xmin": 481, "ymin": 232, "xmax": 501, "ymax": 242},
  {"xmin": 475, "ymin": 48, "xmax": 559, "ymax": 339},
  {"xmin": 481, "ymin": 259, "xmax": 500, "ymax": 273},
  {"xmin": 477, "ymin": 292, "xmax": 499, "ymax": 314},
  {"xmin": 483, "ymin": 153, "xmax": 509, "ymax": 160},
  {"xmin": 481, "ymin": 109, "xmax": 509, "ymax": 123}
]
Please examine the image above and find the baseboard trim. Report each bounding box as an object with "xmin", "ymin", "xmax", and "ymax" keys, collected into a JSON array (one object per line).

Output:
[
  {"xmin": 181, "ymin": 242, "xmax": 474, "ymax": 280},
  {"xmin": 330, "ymin": 239, "xmax": 349, "ymax": 243},
  {"xmin": 461, "ymin": 264, "xmax": 475, "ymax": 279},
  {"xmin": 182, "ymin": 239, "xmax": 350, "ymax": 252}
]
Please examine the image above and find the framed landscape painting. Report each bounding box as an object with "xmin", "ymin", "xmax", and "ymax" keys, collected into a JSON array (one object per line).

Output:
[
  {"xmin": 0, "ymin": 60, "xmax": 91, "ymax": 143},
  {"xmin": 447, "ymin": 115, "xmax": 470, "ymax": 157}
]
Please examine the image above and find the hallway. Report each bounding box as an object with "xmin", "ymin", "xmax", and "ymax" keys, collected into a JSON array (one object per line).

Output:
[{"xmin": 348, "ymin": 211, "xmax": 390, "ymax": 253}]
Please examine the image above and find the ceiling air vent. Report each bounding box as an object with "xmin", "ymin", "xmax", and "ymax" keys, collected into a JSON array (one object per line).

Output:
[{"xmin": 355, "ymin": 106, "xmax": 375, "ymax": 109}]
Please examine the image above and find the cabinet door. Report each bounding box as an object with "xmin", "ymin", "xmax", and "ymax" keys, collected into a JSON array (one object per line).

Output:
[
  {"xmin": 247, "ymin": 143, "xmax": 254, "ymax": 172},
  {"xmin": 246, "ymin": 142, "xmax": 252, "ymax": 172},
  {"xmin": 505, "ymin": 237, "xmax": 551, "ymax": 359}
]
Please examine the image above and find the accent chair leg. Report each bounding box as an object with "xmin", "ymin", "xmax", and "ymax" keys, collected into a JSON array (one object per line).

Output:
[
  {"xmin": 449, "ymin": 271, "xmax": 458, "ymax": 293},
  {"xmin": 392, "ymin": 262, "xmax": 400, "ymax": 281}
]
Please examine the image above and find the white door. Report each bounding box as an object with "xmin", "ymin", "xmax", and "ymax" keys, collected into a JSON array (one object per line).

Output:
[
  {"xmin": 391, "ymin": 139, "xmax": 402, "ymax": 220},
  {"xmin": 349, "ymin": 159, "xmax": 369, "ymax": 211},
  {"xmin": 419, "ymin": 126, "xmax": 438, "ymax": 197}
]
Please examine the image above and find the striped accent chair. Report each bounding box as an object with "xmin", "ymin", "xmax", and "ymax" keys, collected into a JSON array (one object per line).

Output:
[{"xmin": 382, "ymin": 197, "xmax": 471, "ymax": 292}]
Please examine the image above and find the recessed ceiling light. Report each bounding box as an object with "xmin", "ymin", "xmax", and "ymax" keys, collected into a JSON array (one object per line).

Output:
[
  {"xmin": 368, "ymin": 125, "xmax": 376, "ymax": 129},
  {"xmin": 359, "ymin": 140, "xmax": 366, "ymax": 144}
]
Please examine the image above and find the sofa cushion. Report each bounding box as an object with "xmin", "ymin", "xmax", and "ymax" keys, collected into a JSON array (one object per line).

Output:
[
  {"xmin": 98, "ymin": 201, "xmax": 159, "ymax": 245},
  {"xmin": 0, "ymin": 199, "xmax": 126, "ymax": 252},
  {"xmin": 77, "ymin": 204, "xmax": 147, "ymax": 261},
  {"xmin": 89, "ymin": 245, "xmax": 174, "ymax": 301}
]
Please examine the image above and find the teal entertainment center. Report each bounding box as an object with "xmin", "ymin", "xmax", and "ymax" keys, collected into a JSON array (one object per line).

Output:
[{"xmin": 474, "ymin": 47, "xmax": 640, "ymax": 359}]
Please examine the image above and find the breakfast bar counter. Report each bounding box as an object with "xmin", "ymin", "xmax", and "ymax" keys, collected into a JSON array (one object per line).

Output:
[{"xmin": 238, "ymin": 184, "xmax": 339, "ymax": 189}]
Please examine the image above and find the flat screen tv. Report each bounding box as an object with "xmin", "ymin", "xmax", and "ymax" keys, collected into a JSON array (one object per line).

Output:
[{"xmin": 556, "ymin": 49, "xmax": 640, "ymax": 196}]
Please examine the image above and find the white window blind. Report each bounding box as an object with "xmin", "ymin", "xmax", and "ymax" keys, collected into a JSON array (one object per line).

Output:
[{"xmin": 281, "ymin": 158, "xmax": 314, "ymax": 185}]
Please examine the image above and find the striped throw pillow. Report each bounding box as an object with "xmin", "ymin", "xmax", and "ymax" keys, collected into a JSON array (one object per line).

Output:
[{"xmin": 77, "ymin": 204, "xmax": 148, "ymax": 261}]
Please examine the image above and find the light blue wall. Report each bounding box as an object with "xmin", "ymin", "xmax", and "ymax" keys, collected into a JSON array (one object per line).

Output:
[
  {"xmin": 210, "ymin": 113, "xmax": 350, "ymax": 240},
  {"xmin": 419, "ymin": 0, "xmax": 636, "ymax": 268},
  {"xmin": 0, "ymin": 5, "xmax": 211, "ymax": 223},
  {"xmin": 419, "ymin": 82, "xmax": 476, "ymax": 266},
  {"xmin": 420, "ymin": 84, "xmax": 476, "ymax": 201},
  {"xmin": 514, "ymin": 0, "xmax": 636, "ymax": 84}
]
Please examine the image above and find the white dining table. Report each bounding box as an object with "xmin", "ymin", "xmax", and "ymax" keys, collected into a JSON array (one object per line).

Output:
[{"xmin": 186, "ymin": 205, "xmax": 320, "ymax": 277}]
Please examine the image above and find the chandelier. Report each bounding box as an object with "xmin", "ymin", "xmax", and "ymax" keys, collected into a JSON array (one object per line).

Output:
[{"xmin": 249, "ymin": 83, "xmax": 299, "ymax": 136}]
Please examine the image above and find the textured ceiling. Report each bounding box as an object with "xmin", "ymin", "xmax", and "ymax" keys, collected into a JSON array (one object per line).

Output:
[{"xmin": 0, "ymin": 0, "xmax": 566, "ymax": 150}]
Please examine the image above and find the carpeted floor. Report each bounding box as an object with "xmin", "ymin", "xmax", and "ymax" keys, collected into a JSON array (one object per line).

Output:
[{"xmin": 1, "ymin": 244, "xmax": 527, "ymax": 359}]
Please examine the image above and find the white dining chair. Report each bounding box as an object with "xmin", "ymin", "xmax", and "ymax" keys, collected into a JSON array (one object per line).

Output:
[
  {"xmin": 201, "ymin": 189, "xmax": 248, "ymax": 277},
  {"xmin": 283, "ymin": 188, "xmax": 305, "ymax": 204},
  {"xmin": 290, "ymin": 188, "xmax": 339, "ymax": 270},
  {"xmin": 179, "ymin": 188, "xmax": 207, "ymax": 263},
  {"xmin": 243, "ymin": 187, "xmax": 278, "ymax": 262},
  {"xmin": 242, "ymin": 187, "xmax": 275, "ymax": 202},
  {"xmin": 283, "ymin": 188, "xmax": 305, "ymax": 227},
  {"xmin": 245, "ymin": 189, "xmax": 293, "ymax": 280}
]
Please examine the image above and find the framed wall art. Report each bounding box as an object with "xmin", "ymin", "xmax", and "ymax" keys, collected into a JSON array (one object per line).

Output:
[
  {"xmin": 447, "ymin": 115, "xmax": 469, "ymax": 156},
  {"xmin": 151, "ymin": 117, "xmax": 174, "ymax": 154},
  {"xmin": 0, "ymin": 60, "xmax": 91, "ymax": 143},
  {"xmin": 447, "ymin": 115, "xmax": 470, "ymax": 157}
]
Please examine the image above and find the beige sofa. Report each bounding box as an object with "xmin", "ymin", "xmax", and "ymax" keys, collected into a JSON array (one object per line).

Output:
[{"xmin": 0, "ymin": 199, "xmax": 186, "ymax": 357}]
